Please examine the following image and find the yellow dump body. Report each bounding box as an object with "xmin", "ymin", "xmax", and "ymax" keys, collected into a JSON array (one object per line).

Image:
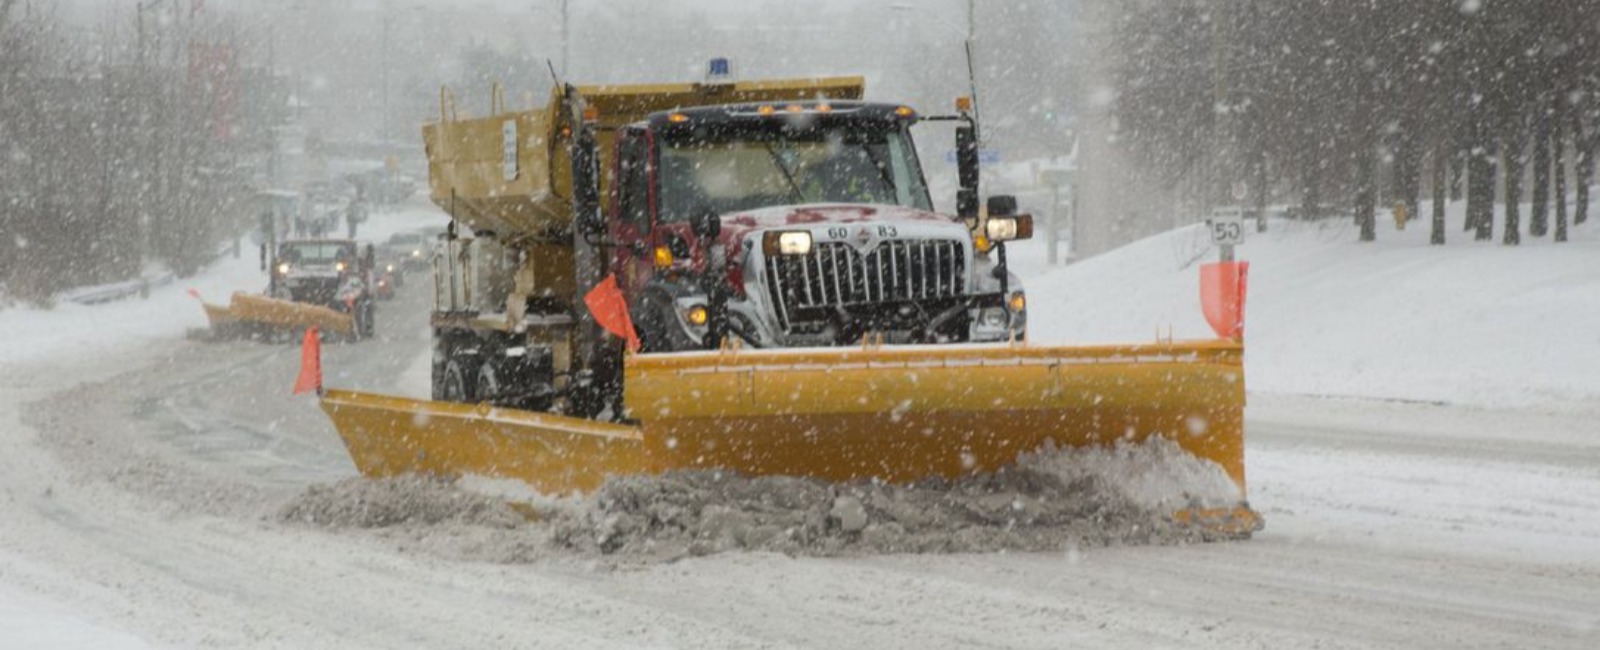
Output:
[
  {"xmin": 322, "ymin": 339, "xmax": 1258, "ymax": 531},
  {"xmin": 423, "ymin": 77, "xmax": 865, "ymax": 239}
]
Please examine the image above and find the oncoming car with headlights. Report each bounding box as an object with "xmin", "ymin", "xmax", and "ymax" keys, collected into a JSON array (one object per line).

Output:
[{"xmin": 385, "ymin": 231, "xmax": 429, "ymax": 273}]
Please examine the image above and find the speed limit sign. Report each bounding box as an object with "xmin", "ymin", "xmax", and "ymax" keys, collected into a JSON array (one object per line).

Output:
[{"xmin": 1208, "ymin": 213, "xmax": 1246, "ymax": 246}]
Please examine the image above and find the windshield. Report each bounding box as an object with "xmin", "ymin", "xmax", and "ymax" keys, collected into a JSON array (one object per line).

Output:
[
  {"xmin": 279, "ymin": 243, "xmax": 352, "ymax": 265},
  {"xmin": 658, "ymin": 124, "xmax": 932, "ymax": 222}
]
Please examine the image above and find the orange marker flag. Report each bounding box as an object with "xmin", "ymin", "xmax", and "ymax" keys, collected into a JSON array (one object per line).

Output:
[
  {"xmin": 293, "ymin": 327, "xmax": 323, "ymax": 395},
  {"xmin": 584, "ymin": 275, "xmax": 640, "ymax": 353},
  {"xmin": 1200, "ymin": 261, "xmax": 1249, "ymax": 341}
]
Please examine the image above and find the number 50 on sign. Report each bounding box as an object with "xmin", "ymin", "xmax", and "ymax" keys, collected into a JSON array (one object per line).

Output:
[{"xmin": 1207, "ymin": 215, "xmax": 1245, "ymax": 246}]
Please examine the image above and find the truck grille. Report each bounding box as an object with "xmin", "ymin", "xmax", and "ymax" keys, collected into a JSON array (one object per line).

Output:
[{"xmin": 764, "ymin": 239, "xmax": 966, "ymax": 331}]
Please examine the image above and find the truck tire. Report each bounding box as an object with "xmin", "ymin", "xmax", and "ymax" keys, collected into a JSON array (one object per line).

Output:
[
  {"xmin": 357, "ymin": 299, "xmax": 376, "ymax": 339},
  {"xmin": 439, "ymin": 358, "xmax": 476, "ymax": 403},
  {"xmin": 638, "ymin": 292, "xmax": 697, "ymax": 353},
  {"xmin": 476, "ymin": 359, "xmax": 502, "ymax": 404}
]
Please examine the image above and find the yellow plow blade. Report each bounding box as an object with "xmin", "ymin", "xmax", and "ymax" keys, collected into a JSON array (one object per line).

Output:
[
  {"xmin": 224, "ymin": 292, "xmax": 354, "ymax": 335},
  {"xmin": 321, "ymin": 390, "xmax": 647, "ymax": 495},
  {"xmin": 625, "ymin": 340, "xmax": 1248, "ymax": 491},
  {"xmin": 321, "ymin": 340, "xmax": 1255, "ymax": 533},
  {"xmin": 200, "ymin": 300, "xmax": 240, "ymax": 327}
]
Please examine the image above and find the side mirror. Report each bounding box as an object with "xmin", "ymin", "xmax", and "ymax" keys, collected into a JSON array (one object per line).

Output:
[
  {"xmin": 570, "ymin": 123, "xmax": 606, "ymax": 237},
  {"xmin": 955, "ymin": 122, "xmax": 980, "ymax": 223},
  {"xmin": 691, "ymin": 209, "xmax": 721, "ymax": 240},
  {"xmin": 987, "ymin": 195, "xmax": 1018, "ymax": 217}
]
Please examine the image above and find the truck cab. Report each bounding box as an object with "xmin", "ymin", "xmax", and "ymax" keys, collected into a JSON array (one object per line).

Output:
[{"xmin": 604, "ymin": 100, "xmax": 1029, "ymax": 351}]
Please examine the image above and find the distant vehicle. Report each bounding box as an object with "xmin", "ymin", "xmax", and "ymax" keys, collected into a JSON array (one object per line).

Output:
[
  {"xmin": 376, "ymin": 252, "xmax": 405, "ymax": 291},
  {"xmin": 268, "ymin": 239, "xmax": 377, "ymax": 337},
  {"xmin": 372, "ymin": 265, "xmax": 397, "ymax": 300},
  {"xmin": 385, "ymin": 232, "xmax": 429, "ymax": 272}
]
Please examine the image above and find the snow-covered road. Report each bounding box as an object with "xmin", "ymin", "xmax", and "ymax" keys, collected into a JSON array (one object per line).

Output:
[{"xmin": 3, "ymin": 267, "xmax": 1595, "ymax": 648}]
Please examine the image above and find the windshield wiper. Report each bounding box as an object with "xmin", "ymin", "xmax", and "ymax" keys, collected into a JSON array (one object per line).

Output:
[
  {"xmin": 859, "ymin": 144, "xmax": 897, "ymax": 198},
  {"xmin": 762, "ymin": 141, "xmax": 806, "ymax": 204}
]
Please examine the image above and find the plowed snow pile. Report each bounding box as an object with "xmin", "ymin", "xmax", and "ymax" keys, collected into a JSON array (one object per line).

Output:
[{"xmin": 279, "ymin": 439, "xmax": 1241, "ymax": 563}]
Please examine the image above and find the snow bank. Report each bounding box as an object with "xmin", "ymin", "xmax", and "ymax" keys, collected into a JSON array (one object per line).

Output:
[
  {"xmin": 278, "ymin": 440, "xmax": 1234, "ymax": 564},
  {"xmin": 279, "ymin": 475, "xmax": 523, "ymax": 529},
  {"xmin": 1006, "ymin": 203, "xmax": 1600, "ymax": 409}
]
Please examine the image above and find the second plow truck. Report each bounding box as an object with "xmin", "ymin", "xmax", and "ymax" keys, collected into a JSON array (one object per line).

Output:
[
  {"xmin": 197, "ymin": 239, "xmax": 377, "ymax": 340},
  {"xmin": 320, "ymin": 71, "xmax": 1261, "ymax": 535}
]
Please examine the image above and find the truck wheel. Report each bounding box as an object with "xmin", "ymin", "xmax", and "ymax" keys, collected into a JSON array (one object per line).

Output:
[
  {"xmin": 639, "ymin": 292, "xmax": 696, "ymax": 353},
  {"xmin": 476, "ymin": 359, "xmax": 502, "ymax": 404},
  {"xmin": 440, "ymin": 358, "xmax": 476, "ymax": 403},
  {"xmin": 357, "ymin": 300, "xmax": 376, "ymax": 339}
]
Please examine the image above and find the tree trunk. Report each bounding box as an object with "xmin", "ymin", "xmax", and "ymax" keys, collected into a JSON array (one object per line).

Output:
[
  {"xmin": 1468, "ymin": 139, "xmax": 1496, "ymax": 241},
  {"xmin": 1555, "ymin": 133, "xmax": 1569, "ymax": 243},
  {"xmin": 1532, "ymin": 105, "xmax": 1551, "ymax": 236},
  {"xmin": 1554, "ymin": 106, "xmax": 1568, "ymax": 242},
  {"xmin": 1503, "ymin": 130, "xmax": 1523, "ymax": 246},
  {"xmin": 1357, "ymin": 140, "xmax": 1377, "ymax": 242},
  {"xmin": 1450, "ymin": 149, "xmax": 1465, "ymax": 202},
  {"xmin": 1301, "ymin": 155, "xmax": 1321, "ymax": 221},
  {"xmin": 1402, "ymin": 131, "xmax": 1423, "ymax": 225},
  {"xmin": 1578, "ymin": 134, "xmax": 1593, "ymax": 226},
  {"xmin": 1253, "ymin": 148, "xmax": 1268, "ymax": 232},
  {"xmin": 1432, "ymin": 140, "xmax": 1447, "ymax": 245}
]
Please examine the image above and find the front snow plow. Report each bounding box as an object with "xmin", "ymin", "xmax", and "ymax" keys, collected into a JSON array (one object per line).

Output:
[
  {"xmin": 320, "ymin": 339, "xmax": 1260, "ymax": 534},
  {"xmin": 199, "ymin": 292, "xmax": 356, "ymax": 339}
]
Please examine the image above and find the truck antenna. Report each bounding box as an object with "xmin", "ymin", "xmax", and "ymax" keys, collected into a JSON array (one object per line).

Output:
[
  {"xmin": 547, "ymin": 59, "xmax": 562, "ymax": 92},
  {"xmin": 964, "ymin": 40, "xmax": 981, "ymax": 143}
]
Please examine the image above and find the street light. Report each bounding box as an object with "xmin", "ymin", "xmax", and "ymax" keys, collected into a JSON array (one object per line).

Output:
[{"xmin": 890, "ymin": 1, "xmax": 980, "ymax": 139}]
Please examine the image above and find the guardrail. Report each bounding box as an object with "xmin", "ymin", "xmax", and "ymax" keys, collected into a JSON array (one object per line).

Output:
[{"xmin": 55, "ymin": 272, "xmax": 177, "ymax": 306}]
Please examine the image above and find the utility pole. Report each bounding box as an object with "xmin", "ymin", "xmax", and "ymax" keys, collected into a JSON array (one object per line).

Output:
[
  {"xmin": 381, "ymin": 1, "xmax": 392, "ymax": 144},
  {"xmin": 1211, "ymin": 0, "xmax": 1230, "ymax": 213},
  {"xmin": 966, "ymin": 0, "xmax": 979, "ymax": 143}
]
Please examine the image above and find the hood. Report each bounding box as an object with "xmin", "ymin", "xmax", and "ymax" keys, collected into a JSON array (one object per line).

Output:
[{"xmin": 717, "ymin": 203, "xmax": 959, "ymax": 249}]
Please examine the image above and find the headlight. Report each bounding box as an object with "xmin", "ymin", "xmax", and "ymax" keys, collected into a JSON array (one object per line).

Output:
[
  {"xmin": 762, "ymin": 230, "xmax": 813, "ymax": 256},
  {"xmin": 411, "ymin": 249, "xmax": 421, "ymax": 257},
  {"xmin": 335, "ymin": 261, "xmax": 348, "ymax": 272},
  {"xmin": 276, "ymin": 262, "xmax": 290, "ymax": 275},
  {"xmin": 685, "ymin": 305, "xmax": 709, "ymax": 326},
  {"xmin": 985, "ymin": 215, "xmax": 1034, "ymax": 242},
  {"xmin": 980, "ymin": 307, "xmax": 1007, "ymax": 326},
  {"xmin": 385, "ymin": 264, "xmax": 395, "ymax": 273}
]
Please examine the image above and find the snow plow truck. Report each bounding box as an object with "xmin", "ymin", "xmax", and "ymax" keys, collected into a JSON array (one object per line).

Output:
[
  {"xmin": 195, "ymin": 239, "xmax": 377, "ymax": 340},
  {"xmin": 317, "ymin": 71, "xmax": 1261, "ymax": 534}
]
